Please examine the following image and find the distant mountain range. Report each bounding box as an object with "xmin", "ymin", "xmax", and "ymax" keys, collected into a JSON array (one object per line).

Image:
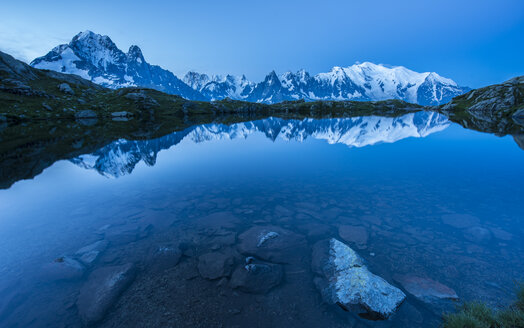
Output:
[
  {"xmin": 71, "ymin": 112, "xmax": 449, "ymax": 178},
  {"xmin": 31, "ymin": 31, "xmax": 470, "ymax": 105}
]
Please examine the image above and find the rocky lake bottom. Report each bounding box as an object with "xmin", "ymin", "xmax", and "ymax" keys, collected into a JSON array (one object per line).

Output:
[{"xmin": 0, "ymin": 113, "xmax": 523, "ymax": 327}]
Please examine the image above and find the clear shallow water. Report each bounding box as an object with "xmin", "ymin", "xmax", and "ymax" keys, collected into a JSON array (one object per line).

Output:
[{"xmin": 0, "ymin": 112, "xmax": 523, "ymax": 327}]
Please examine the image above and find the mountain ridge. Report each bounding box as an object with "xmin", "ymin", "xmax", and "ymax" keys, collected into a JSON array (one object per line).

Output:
[{"xmin": 31, "ymin": 31, "xmax": 469, "ymax": 105}]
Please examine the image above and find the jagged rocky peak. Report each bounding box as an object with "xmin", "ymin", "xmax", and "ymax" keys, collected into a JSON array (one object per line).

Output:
[
  {"xmin": 31, "ymin": 31, "xmax": 206, "ymax": 100},
  {"xmin": 72, "ymin": 30, "xmax": 113, "ymax": 47},
  {"xmin": 296, "ymin": 69, "xmax": 310, "ymax": 81},
  {"xmin": 265, "ymin": 70, "xmax": 281, "ymax": 85},
  {"xmin": 127, "ymin": 45, "xmax": 145, "ymax": 63},
  {"xmin": 69, "ymin": 31, "xmax": 124, "ymax": 67},
  {"xmin": 183, "ymin": 71, "xmax": 211, "ymax": 90},
  {"xmin": 281, "ymin": 69, "xmax": 310, "ymax": 83}
]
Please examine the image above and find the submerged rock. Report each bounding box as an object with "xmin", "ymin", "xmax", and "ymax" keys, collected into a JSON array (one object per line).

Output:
[
  {"xmin": 75, "ymin": 240, "xmax": 108, "ymax": 266},
  {"xmin": 490, "ymin": 227, "xmax": 512, "ymax": 241},
  {"xmin": 394, "ymin": 275, "xmax": 458, "ymax": 303},
  {"xmin": 198, "ymin": 252, "xmax": 233, "ymax": 280},
  {"xmin": 147, "ymin": 245, "xmax": 182, "ymax": 272},
  {"xmin": 77, "ymin": 263, "xmax": 136, "ymax": 325},
  {"xmin": 312, "ymin": 238, "xmax": 405, "ymax": 320},
  {"xmin": 237, "ymin": 226, "xmax": 307, "ymax": 264},
  {"xmin": 257, "ymin": 231, "xmax": 279, "ymax": 247},
  {"xmin": 230, "ymin": 260, "xmax": 283, "ymax": 294},
  {"xmin": 103, "ymin": 224, "xmax": 146, "ymax": 245},
  {"xmin": 41, "ymin": 256, "xmax": 85, "ymax": 281},
  {"xmin": 463, "ymin": 226, "xmax": 492, "ymax": 244}
]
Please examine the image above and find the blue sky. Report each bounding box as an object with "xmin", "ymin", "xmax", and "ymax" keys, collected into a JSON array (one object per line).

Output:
[{"xmin": 1, "ymin": 0, "xmax": 523, "ymax": 87}]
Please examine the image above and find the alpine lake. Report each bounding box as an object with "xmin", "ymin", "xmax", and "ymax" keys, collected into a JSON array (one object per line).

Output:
[{"xmin": 0, "ymin": 110, "xmax": 523, "ymax": 328}]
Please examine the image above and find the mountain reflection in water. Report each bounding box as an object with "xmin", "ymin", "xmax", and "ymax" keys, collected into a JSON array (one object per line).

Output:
[{"xmin": 71, "ymin": 111, "xmax": 449, "ymax": 178}]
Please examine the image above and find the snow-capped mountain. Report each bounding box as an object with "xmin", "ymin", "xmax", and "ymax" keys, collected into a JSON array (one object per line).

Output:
[
  {"xmin": 31, "ymin": 31, "xmax": 205, "ymax": 100},
  {"xmin": 184, "ymin": 63, "xmax": 469, "ymax": 105},
  {"xmin": 71, "ymin": 111, "xmax": 449, "ymax": 177},
  {"xmin": 32, "ymin": 31, "xmax": 469, "ymax": 105},
  {"xmin": 183, "ymin": 72, "xmax": 254, "ymax": 100}
]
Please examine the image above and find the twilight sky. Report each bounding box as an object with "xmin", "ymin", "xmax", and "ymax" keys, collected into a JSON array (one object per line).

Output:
[{"xmin": 1, "ymin": 0, "xmax": 523, "ymax": 87}]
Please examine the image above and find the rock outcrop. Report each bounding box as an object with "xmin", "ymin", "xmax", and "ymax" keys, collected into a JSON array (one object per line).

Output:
[{"xmin": 441, "ymin": 76, "xmax": 523, "ymax": 135}]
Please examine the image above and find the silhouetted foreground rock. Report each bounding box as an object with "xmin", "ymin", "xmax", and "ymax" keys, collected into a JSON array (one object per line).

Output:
[
  {"xmin": 312, "ymin": 238, "xmax": 406, "ymax": 319},
  {"xmin": 76, "ymin": 263, "xmax": 136, "ymax": 325}
]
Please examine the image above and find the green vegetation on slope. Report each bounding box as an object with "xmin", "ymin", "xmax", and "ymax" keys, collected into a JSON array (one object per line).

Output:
[
  {"xmin": 443, "ymin": 285, "xmax": 524, "ymax": 328},
  {"xmin": 440, "ymin": 76, "xmax": 524, "ymax": 136}
]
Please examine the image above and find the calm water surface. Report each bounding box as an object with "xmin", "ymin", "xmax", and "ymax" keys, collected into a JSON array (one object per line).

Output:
[{"xmin": 0, "ymin": 112, "xmax": 523, "ymax": 327}]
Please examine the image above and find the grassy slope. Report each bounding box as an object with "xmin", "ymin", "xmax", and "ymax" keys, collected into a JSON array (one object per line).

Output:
[{"xmin": 443, "ymin": 285, "xmax": 524, "ymax": 328}]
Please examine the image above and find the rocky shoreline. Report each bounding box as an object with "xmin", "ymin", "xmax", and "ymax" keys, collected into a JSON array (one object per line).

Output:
[{"xmin": 8, "ymin": 209, "xmax": 469, "ymax": 327}]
